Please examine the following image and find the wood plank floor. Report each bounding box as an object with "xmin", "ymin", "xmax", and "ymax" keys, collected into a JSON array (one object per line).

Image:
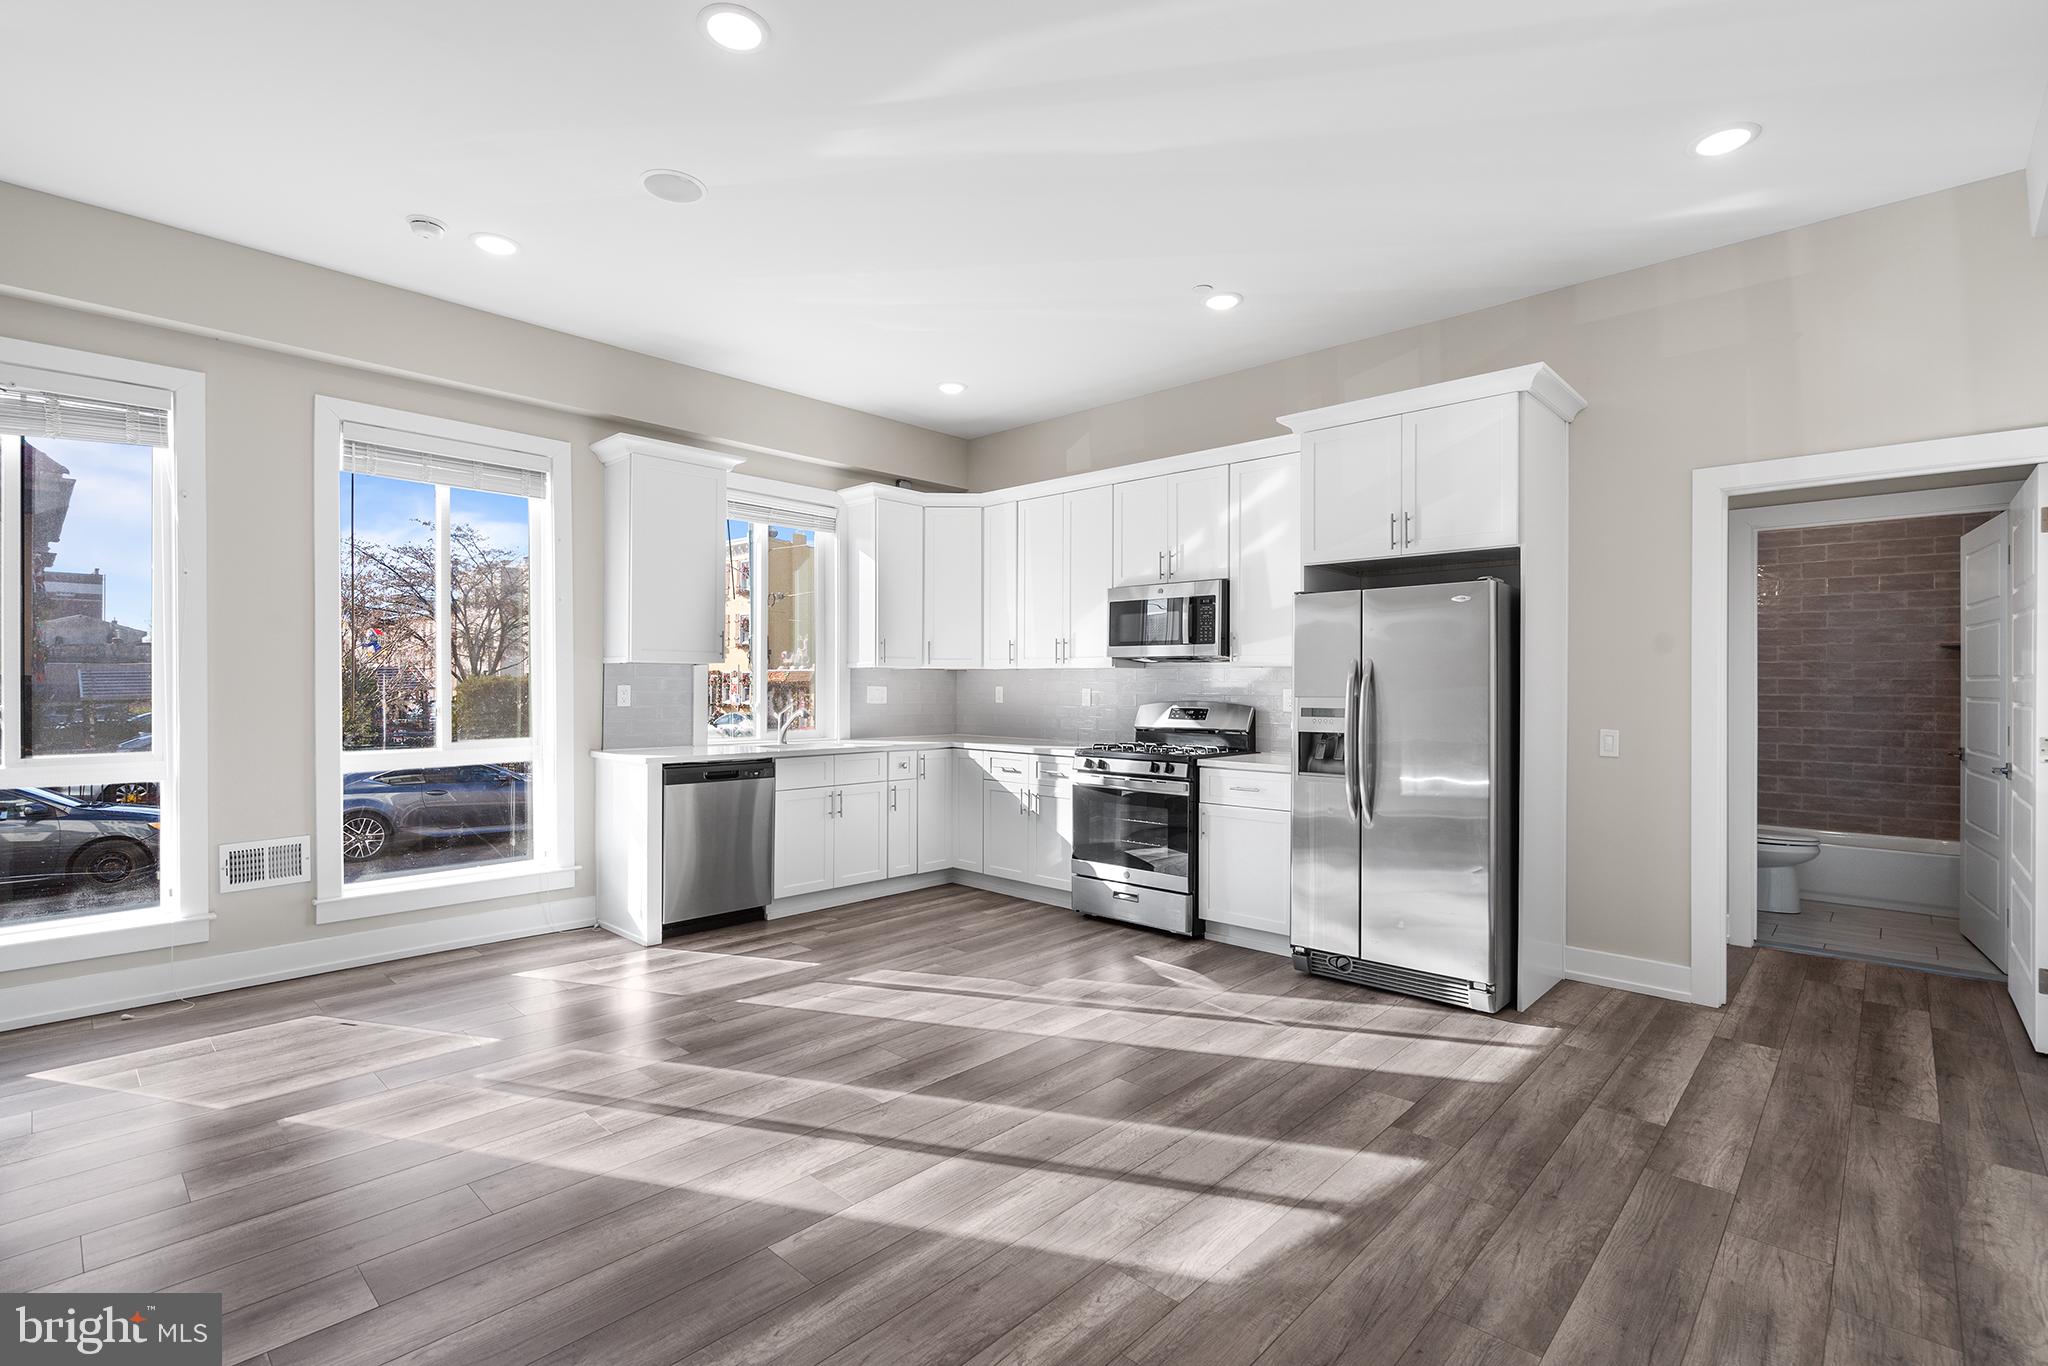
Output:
[{"xmin": 3, "ymin": 888, "xmax": 2046, "ymax": 1366}]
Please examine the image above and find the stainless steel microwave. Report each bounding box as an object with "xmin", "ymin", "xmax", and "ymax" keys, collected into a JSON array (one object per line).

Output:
[{"xmin": 1106, "ymin": 579, "xmax": 1229, "ymax": 662}]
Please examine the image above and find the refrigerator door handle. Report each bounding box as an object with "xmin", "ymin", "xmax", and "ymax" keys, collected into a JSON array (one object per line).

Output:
[
  {"xmin": 1359, "ymin": 659, "xmax": 1378, "ymax": 826},
  {"xmin": 1342, "ymin": 660, "xmax": 1363, "ymax": 824}
]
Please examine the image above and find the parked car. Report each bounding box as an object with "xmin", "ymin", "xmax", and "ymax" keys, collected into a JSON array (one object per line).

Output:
[
  {"xmin": 710, "ymin": 711, "xmax": 753, "ymax": 736},
  {"xmin": 0, "ymin": 787, "xmax": 159, "ymax": 892},
  {"xmin": 340, "ymin": 764, "xmax": 528, "ymax": 862}
]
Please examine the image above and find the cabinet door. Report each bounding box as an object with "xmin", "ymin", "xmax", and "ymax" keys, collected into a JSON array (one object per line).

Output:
[
  {"xmin": 915, "ymin": 749, "xmax": 952, "ymax": 872},
  {"xmin": 611, "ymin": 453, "xmax": 728, "ymax": 663},
  {"xmin": 1016, "ymin": 494, "xmax": 1068, "ymax": 667},
  {"xmin": 1028, "ymin": 787, "xmax": 1073, "ymax": 890},
  {"xmin": 982, "ymin": 502, "xmax": 1018, "ymax": 669},
  {"xmin": 1171, "ymin": 466, "xmax": 1231, "ymax": 579},
  {"xmin": 772, "ymin": 787, "xmax": 833, "ymax": 899},
  {"xmin": 1064, "ymin": 486, "xmax": 1114, "ymax": 666},
  {"xmin": 1301, "ymin": 417, "xmax": 1402, "ymax": 564},
  {"xmin": 876, "ymin": 498, "xmax": 925, "ymax": 666},
  {"xmin": 951, "ymin": 750, "xmax": 984, "ymax": 871},
  {"xmin": 1229, "ymin": 454, "xmax": 1300, "ymax": 665},
  {"xmin": 1113, "ymin": 476, "xmax": 1173, "ymax": 585},
  {"xmin": 923, "ymin": 505, "xmax": 983, "ymax": 668},
  {"xmin": 982, "ymin": 780, "xmax": 1031, "ymax": 881},
  {"xmin": 832, "ymin": 783, "xmax": 888, "ymax": 888},
  {"xmin": 1198, "ymin": 803, "xmax": 1292, "ymax": 935},
  {"xmin": 1403, "ymin": 395, "xmax": 1518, "ymax": 555},
  {"xmin": 887, "ymin": 780, "xmax": 917, "ymax": 880}
]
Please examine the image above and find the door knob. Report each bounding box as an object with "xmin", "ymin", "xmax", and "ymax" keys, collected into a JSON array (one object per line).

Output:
[{"xmin": 1996, "ymin": 762, "xmax": 2015, "ymax": 777}]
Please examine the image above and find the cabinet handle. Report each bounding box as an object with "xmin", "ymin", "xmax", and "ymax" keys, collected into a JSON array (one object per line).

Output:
[
  {"xmin": 1157, "ymin": 550, "xmax": 1164, "ymax": 578},
  {"xmin": 1228, "ymin": 784, "xmax": 1260, "ymax": 792},
  {"xmin": 927, "ymin": 639, "xmax": 933, "ymax": 665},
  {"xmin": 1389, "ymin": 513, "xmax": 1396, "ymax": 550},
  {"xmin": 890, "ymin": 785, "xmax": 897, "ymax": 811},
  {"xmin": 880, "ymin": 636, "xmax": 886, "ymax": 660},
  {"xmin": 1009, "ymin": 639, "xmax": 1015, "ymax": 665},
  {"xmin": 1404, "ymin": 510, "xmax": 1412, "ymax": 546},
  {"xmin": 918, "ymin": 754, "xmax": 926, "ymax": 778},
  {"xmin": 1170, "ymin": 546, "xmax": 1179, "ymax": 575}
]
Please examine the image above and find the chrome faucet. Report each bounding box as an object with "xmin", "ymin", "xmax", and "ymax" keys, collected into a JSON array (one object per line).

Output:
[{"xmin": 777, "ymin": 704, "xmax": 812, "ymax": 744}]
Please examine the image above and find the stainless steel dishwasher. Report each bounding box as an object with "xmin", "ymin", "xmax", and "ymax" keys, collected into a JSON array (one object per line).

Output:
[{"xmin": 662, "ymin": 760, "xmax": 775, "ymax": 927}]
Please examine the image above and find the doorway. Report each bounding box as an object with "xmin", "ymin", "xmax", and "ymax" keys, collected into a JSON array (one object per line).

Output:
[{"xmin": 1692, "ymin": 426, "xmax": 2048, "ymax": 1054}]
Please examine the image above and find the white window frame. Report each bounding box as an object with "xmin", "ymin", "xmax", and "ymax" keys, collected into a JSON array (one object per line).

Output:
[
  {"xmin": 312, "ymin": 397, "xmax": 575, "ymax": 922},
  {"xmin": 0, "ymin": 337, "xmax": 208, "ymax": 972},
  {"xmin": 704, "ymin": 474, "xmax": 842, "ymax": 745}
]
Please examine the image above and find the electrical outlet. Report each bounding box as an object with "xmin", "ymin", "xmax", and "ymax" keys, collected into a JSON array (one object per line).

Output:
[
  {"xmin": 1598, "ymin": 729, "xmax": 1620, "ymax": 758},
  {"xmin": 994, "ymin": 686, "xmax": 1005, "ymax": 704},
  {"xmin": 615, "ymin": 684, "xmax": 631, "ymax": 708},
  {"xmin": 866, "ymin": 685, "xmax": 887, "ymax": 704}
]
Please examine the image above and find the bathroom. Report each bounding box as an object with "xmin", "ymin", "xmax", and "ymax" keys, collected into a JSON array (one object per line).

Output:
[{"xmin": 1736, "ymin": 486, "xmax": 2013, "ymax": 979}]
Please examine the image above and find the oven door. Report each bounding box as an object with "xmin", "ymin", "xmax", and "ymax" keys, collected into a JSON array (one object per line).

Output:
[{"xmin": 1071, "ymin": 773, "xmax": 1194, "ymax": 892}]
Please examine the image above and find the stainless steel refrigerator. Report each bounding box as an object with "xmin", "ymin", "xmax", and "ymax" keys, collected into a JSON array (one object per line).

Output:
[{"xmin": 1291, "ymin": 579, "xmax": 1513, "ymax": 1012}]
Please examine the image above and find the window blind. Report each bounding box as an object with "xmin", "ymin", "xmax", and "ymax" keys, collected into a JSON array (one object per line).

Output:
[
  {"xmin": 0, "ymin": 386, "xmax": 170, "ymax": 447},
  {"xmin": 726, "ymin": 494, "xmax": 837, "ymax": 533},
  {"xmin": 342, "ymin": 438, "xmax": 548, "ymax": 500}
]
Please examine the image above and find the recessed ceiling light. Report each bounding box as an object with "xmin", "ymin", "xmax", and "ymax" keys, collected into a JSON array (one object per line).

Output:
[
  {"xmin": 700, "ymin": 4, "xmax": 768, "ymax": 52},
  {"xmin": 1693, "ymin": 123, "xmax": 1760, "ymax": 157},
  {"xmin": 407, "ymin": 215, "xmax": 446, "ymax": 241},
  {"xmin": 937, "ymin": 382, "xmax": 967, "ymax": 396},
  {"xmin": 641, "ymin": 169, "xmax": 708, "ymax": 204},
  {"xmin": 1204, "ymin": 291, "xmax": 1244, "ymax": 312},
  {"xmin": 469, "ymin": 232, "xmax": 519, "ymax": 257}
]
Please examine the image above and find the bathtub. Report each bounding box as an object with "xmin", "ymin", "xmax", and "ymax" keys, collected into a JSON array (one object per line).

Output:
[{"xmin": 1759, "ymin": 825, "xmax": 1960, "ymax": 917}]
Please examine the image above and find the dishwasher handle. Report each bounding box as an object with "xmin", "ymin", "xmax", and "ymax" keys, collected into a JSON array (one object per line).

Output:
[{"xmin": 664, "ymin": 761, "xmax": 775, "ymax": 785}]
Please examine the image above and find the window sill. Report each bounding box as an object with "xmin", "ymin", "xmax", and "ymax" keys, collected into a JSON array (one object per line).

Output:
[
  {"xmin": 0, "ymin": 904, "xmax": 211, "ymax": 973},
  {"xmin": 314, "ymin": 861, "xmax": 580, "ymax": 924}
]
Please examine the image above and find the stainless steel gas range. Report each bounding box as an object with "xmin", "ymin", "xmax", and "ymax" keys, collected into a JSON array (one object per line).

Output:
[{"xmin": 1070, "ymin": 701, "xmax": 1255, "ymax": 935}]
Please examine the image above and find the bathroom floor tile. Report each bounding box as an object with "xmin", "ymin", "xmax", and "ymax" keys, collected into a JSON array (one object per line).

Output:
[{"xmin": 1764, "ymin": 901, "xmax": 2001, "ymax": 982}]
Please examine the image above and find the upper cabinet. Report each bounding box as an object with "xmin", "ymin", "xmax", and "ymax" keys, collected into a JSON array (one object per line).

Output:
[
  {"xmin": 983, "ymin": 502, "xmax": 1018, "ymax": 669},
  {"xmin": 595, "ymin": 434, "xmax": 744, "ymax": 664},
  {"xmin": 1018, "ymin": 486, "xmax": 1112, "ymax": 667},
  {"xmin": 1229, "ymin": 452, "xmax": 1300, "ymax": 666},
  {"xmin": 1113, "ymin": 466, "xmax": 1229, "ymax": 584},
  {"xmin": 845, "ymin": 490, "xmax": 983, "ymax": 668},
  {"xmin": 923, "ymin": 506, "xmax": 983, "ymax": 668},
  {"xmin": 1283, "ymin": 364, "xmax": 1585, "ymax": 568}
]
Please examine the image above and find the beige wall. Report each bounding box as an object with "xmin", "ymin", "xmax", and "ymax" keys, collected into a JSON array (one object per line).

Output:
[
  {"xmin": 970, "ymin": 173, "xmax": 2048, "ymax": 968},
  {"xmin": 0, "ymin": 189, "xmax": 963, "ymax": 1006}
]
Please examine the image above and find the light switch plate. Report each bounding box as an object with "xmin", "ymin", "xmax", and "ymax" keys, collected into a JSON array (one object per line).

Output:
[
  {"xmin": 1598, "ymin": 729, "xmax": 1620, "ymax": 758},
  {"xmin": 615, "ymin": 684, "xmax": 631, "ymax": 708},
  {"xmin": 994, "ymin": 686, "xmax": 1005, "ymax": 704},
  {"xmin": 866, "ymin": 685, "xmax": 887, "ymax": 704}
]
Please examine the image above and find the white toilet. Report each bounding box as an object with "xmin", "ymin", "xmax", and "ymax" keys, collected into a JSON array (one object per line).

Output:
[{"xmin": 1757, "ymin": 834, "xmax": 1821, "ymax": 915}]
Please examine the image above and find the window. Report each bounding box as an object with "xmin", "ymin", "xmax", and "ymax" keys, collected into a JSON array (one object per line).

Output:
[
  {"xmin": 0, "ymin": 340, "xmax": 204, "ymax": 960},
  {"xmin": 315, "ymin": 400, "xmax": 572, "ymax": 919},
  {"xmin": 709, "ymin": 489, "xmax": 834, "ymax": 743}
]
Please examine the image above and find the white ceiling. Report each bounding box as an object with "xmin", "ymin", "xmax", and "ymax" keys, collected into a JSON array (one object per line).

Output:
[{"xmin": 5, "ymin": 1, "xmax": 2046, "ymax": 441}]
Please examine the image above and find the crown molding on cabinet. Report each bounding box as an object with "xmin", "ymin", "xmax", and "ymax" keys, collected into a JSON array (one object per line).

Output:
[
  {"xmin": 841, "ymin": 433, "xmax": 1299, "ymax": 508},
  {"xmin": 593, "ymin": 431, "xmax": 747, "ymax": 471},
  {"xmin": 1277, "ymin": 362, "xmax": 1587, "ymax": 433}
]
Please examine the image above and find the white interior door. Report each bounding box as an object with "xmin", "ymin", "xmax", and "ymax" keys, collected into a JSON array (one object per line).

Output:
[
  {"xmin": 1960, "ymin": 514, "xmax": 2009, "ymax": 967},
  {"xmin": 2004, "ymin": 474, "xmax": 2045, "ymax": 1049}
]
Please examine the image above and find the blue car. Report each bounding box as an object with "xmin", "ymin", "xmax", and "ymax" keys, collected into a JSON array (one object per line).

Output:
[
  {"xmin": 0, "ymin": 787, "xmax": 159, "ymax": 891},
  {"xmin": 341, "ymin": 764, "xmax": 528, "ymax": 863}
]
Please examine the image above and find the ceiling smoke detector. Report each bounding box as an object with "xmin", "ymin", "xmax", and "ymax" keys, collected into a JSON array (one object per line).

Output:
[
  {"xmin": 407, "ymin": 216, "xmax": 446, "ymax": 241},
  {"xmin": 641, "ymin": 169, "xmax": 708, "ymax": 204}
]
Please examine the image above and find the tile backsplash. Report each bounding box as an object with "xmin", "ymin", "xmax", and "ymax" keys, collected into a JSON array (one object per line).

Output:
[
  {"xmin": 953, "ymin": 664, "xmax": 1293, "ymax": 751},
  {"xmin": 601, "ymin": 663, "xmax": 697, "ymax": 749},
  {"xmin": 847, "ymin": 669, "xmax": 959, "ymax": 737}
]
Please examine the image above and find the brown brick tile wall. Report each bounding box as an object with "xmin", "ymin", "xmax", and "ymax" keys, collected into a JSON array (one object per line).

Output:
[{"xmin": 1755, "ymin": 512, "xmax": 1992, "ymax": 841}]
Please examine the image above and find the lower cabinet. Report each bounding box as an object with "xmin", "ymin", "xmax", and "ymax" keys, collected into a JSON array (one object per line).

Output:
[
  {"xmin": 887, "ymin": 775, "xmax": 917, "ymax": 879},
  {"xmin": 1027, "ymin": 785, "xmax": 1072, "ymax": 890},
  {"xmin": 982, "ymin": 780, "xmax": 1031, "ymax": 882},
  {"xmin": 950, "ymin": 750, "xmax": 984, "ymax": 871},
  {"xmin": 914, "ymin": 748, "xmax": 952, "ymax": 872},
  {"xmin": 773, "ymin": 780, "xmax": 888, "ymax": 898},
  {"xmin": 1198, "ymin": 801, "xmax": 1292, "ymax": 936}
]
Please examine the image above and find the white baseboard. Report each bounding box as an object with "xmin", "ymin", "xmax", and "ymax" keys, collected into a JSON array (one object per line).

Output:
[
  {"xmin": 950, "ymin": 871, "xmax": 1070, "ymax": 908},
  {"xmin": 0, "ymin": 896, "xmax": 596, "ymax": 1032},
  {"xmin": 766, "ymin": 870, "xmax": 1071, "ymax": 921},
  {"xmin": 1201, "ymin": 922, "xmax": 1291, "ymax": 958},
  {"xmin": 1562, "ymin": 945, "xmax": 1695, "ymax": 1004}
]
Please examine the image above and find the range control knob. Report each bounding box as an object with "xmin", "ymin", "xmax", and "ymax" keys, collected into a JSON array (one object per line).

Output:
[{"xmin": 1149, "ymin": 761, "xmax": 1161, "ymax": 774}]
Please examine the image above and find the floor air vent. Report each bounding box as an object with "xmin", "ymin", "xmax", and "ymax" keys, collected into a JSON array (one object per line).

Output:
[
  {"xmin": 1294, "ymin": 947, "xmax": 1489, "ymax": 1010},
  {"xmin": 219, "ymin": 836, "xmax": 312, "ymax": 893}
]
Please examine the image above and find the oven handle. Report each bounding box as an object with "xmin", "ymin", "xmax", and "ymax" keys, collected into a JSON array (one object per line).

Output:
[{"xmin": 1074, "ymin": 774, "xmax": 1190, "ymax": 796}]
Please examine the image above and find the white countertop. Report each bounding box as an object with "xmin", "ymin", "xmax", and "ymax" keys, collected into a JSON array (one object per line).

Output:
[
  {"xmin": 592, "ymin": 734, "xmax": 1082, "ymax": 765},
  {"xmin": 1199, "ymin": 752, "xmax": 1292, "ymax": 773}
]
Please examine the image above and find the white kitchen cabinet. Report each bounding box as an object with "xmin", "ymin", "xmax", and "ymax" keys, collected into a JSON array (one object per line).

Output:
[
  {"xmin": 1228, "ymin": 453, "xmax": 1300, "ymax": 665},
  {"xmin": 1199, "ymin": 803, "xmax": 1291, "ymax": 936},
  {"xmin": 772, "ymin": 787, "xmax": 834, "ymax": 898},
  {"xmin": 983, "ymin": 502, "xmax": 1018, "ymax": 669},
  {"xmin": 1066, "ymin": 486, "xmax": 1113, "ymax": 665},
  {"xmin": 1404, "ymin": 395, "xmax": 1518, "ymax": 556},
  {"xmin": 831, "ymin": 782, "xmax": 888, "ymax": 888},
  {"xmin": 844, "ymin": 491, "xmax": 927, "ymax": 667},
  {"xmin": 887, "ymin": 753, "xmax": 919, "ymax": 880},
  {"xmin": 983, "ymin": 780, "xmax": 1031, "ymax": 881},
  {"xmin": 950, "ymin": 749, "xmax": 984, "ymax": 871},
  {"xmin": 1300, "ymin": 416, "xmax": 1402, "ymax": 565},
  {"xmin": 1027, "ymin": 785, "xmax": 1072, "ymax": 890},
  {"xmin": 915, "ymin": 748, "xmax": 951, "ymax": 872},
  {"xmin": 594, "ymin": 434, "xmax": 744, "ymax": 664},
  {"xmin": 923, "ymin": 506, "xmax": 982, "ymax": 668},
  {"xmin": 1113, "ymin": 467, "xmax": 1229, "ymax": 585},
  {"xmin": 1297, "ymin": 395, "xmax": 1518, "ymax": 566}
]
